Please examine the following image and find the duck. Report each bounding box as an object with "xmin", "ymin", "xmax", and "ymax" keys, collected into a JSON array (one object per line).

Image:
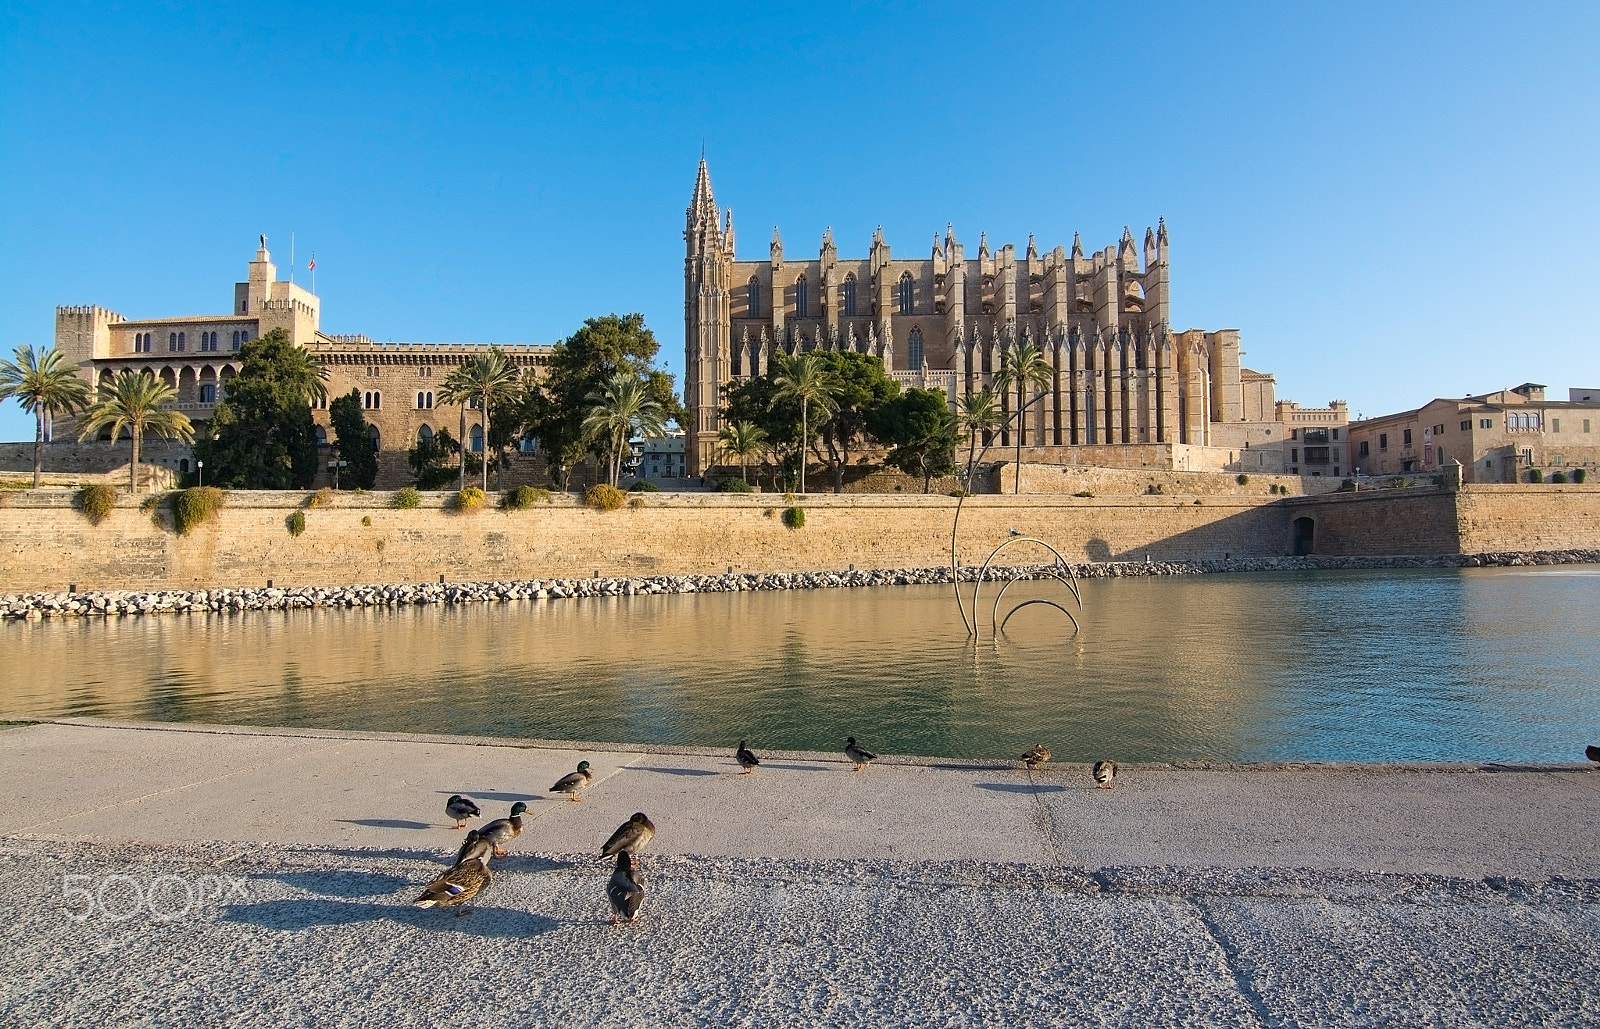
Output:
[
  {"xmin": 606, "ymin": 851, "xmax": 645, "ymax": 924},
  {"xmin": 451, "ymin": 830, "xmax": 493, "ymax": 868},
  {"xmin": 1093, "ymin": 760, "xmax": 1117, "ymax": 789},
  {"xmin": 601, "ymin": 812, "xmax": 656, "ymax": 863},
  {"xmin": 1021, "ymin": 745, "xmax": 1052, "ymax": 771},
  {"xmin": 445, "ymin": 794, "xmax": 482, "ymax": 829},
  {"xmin": 476, "ymin": 801, "xmax": 528, "ymax": 858},
  {"xmin": 413, "ymin": 856, "xmax": 492, "ymax": 910},
  {"xmin": 735, "ymin": 740, "xmax": 761, "ymax": 774},
  {"xmin": 845, "ymin": 737, "xmax": 877, "ymax": 771},
  {"xmin": 550, "ymin": 761, "xmax": 594, "ymax": 802},
  {"xmin": 1587, "ymin": 744, "xmax": 1600, "ymax": 765}
]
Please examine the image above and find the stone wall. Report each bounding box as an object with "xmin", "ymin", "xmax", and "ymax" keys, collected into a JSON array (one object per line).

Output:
[
  {"xmin": 1283, "ymin": 488, "xmax": 1462, "ymax": 555},
  {"xmin": 1456, "ymin": 485, "xmax": 1600, "ymax": 552},
  {"xmin": 0, "ymin": 489, "xmax": 1287, "ymax": 593}
]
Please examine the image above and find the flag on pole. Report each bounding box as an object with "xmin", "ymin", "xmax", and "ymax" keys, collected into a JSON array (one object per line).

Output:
[{"xmin": 308, "ymin": 254, "xmax": 315, "ymax": 271}]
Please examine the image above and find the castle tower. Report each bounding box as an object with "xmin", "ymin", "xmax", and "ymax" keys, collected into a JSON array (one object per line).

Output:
[{"xmin": 684, "ymin": 158, "xmax": 732, "ymax": 476}]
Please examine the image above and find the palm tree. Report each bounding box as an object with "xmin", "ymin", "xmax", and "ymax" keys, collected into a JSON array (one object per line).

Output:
[
  {"xmin": 582, "ymin": 372, "xmax": 668, "ymax": 487},
  {"xmin": 994, "ymin": 341, "xmax": 1054, "ymax": 493},
  {"xmin": 0, "ymin": 345, "xmax": 93, "ymax": 488},
  {"xmin": 77, "ymin": 369, "xmax": 194, "ymax": 494},
  {"xmin": 716, "ymin": 421, "xmax": 769, "ymax": 484},
  {"xmin": 771, "ymin": 352, "xmax": 839, "ymax": 495},
  {"xmin": 439, "ymin": 349, "xmax": 520, "ymax": 492},
  {"xmin": 955, "ymin": 388, "xmax": 1002, "ymax": 492}
]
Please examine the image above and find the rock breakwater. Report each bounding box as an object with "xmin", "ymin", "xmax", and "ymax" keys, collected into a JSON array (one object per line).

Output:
[{"xmin": 4, "ymin": 550, "xmax": 1597, "ymax": 620}]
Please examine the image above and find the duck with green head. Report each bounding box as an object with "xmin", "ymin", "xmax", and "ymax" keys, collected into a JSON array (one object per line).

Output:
[
  {"xmin": 550, "ymin": 761, "xmax": 593, "ymax": 802},
  {"xmin": 475, "ymin": 801, "xmax": 528, "ymax": 858}
]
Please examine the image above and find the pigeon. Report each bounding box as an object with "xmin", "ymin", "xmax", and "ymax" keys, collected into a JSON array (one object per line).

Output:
[
  {"xmin": 445, "ymin": 794, "xmax": 481, "ymax": 829},
  {"xmin": 1093, "ymin": 760, "xmax": 1117, "ymax": 789},
  {"xmin": 476, "ymin": 801, "xmax": 528, "ymax": 857},
  {"xmin": 549, "ymin": 761, "xmax": 594, "ymax": 802},
  {"xmin": 601, "ymin": 812, "xmax": 656, "ymax": 862},
  {"xmin": 1586, "ymin": 744, "xmax": 1600, "ymax": 765},
  {"xmin": 845, "ymin": 737, "xmax": 877, "ymax": 771},
  {"xmin": 736, "ymin": 740, "xmax": 761, "ymax": 774},
  {"xmin": 1021, "ymin": 745, "xmax": 1052, "ymax": 771},
  {"xmin": 606, "ymin": 851, "xmax": 645, "ymax": 924}
]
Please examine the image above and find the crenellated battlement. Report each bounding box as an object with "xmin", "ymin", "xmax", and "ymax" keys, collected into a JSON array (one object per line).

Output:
[{"xmin": 55, "ymin": 305, "xmax": 125, "ymax": 321}]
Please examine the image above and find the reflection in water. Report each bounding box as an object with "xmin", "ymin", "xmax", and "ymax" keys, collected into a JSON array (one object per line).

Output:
[{"xmin": 3, "ymin": 568, "xmax": 1599, "ymax": 762}]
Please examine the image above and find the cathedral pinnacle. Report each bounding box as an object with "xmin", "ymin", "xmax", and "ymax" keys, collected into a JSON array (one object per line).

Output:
[
  {"xmin": 1071, "ymin": 232, "xmax": 1083, "ymax": 259},
  {"xmin": 978, "ymin": 232, "xmax": 989, "ymax": 259},
  {"xmin": 688, "ymin": 156, "xmax": 717, "ymax": 224},
  {"xmin": 1157, "ymin": 217, "xmax": 1168, "ymax": 245},
  {"xmin": 1026, "ymin": 233, "xmax": 1038, "ymax": 260}
]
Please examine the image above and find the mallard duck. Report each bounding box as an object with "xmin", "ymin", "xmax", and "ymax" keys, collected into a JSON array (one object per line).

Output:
[
  {"xmin": 1586, "ymin": 744, "xmax": 1600, "ymax": 765},
  {"xmin": 601, "ymin": 812, "xmax": 656, "ymax": 862},
  {"xmin": 845, "ymin": 737, "xmax": 876, "ymax": 771},
  {"xmin": 550, "ymin": 761, "xmax": 594, "ymax": 802},
  {"xmin": 1022, "ymin": 745, "xmax": 1052, "ymax": 771},
  {"xmin": 476, "ymin": 801, "xmax": 528, "ymax": 857},
  {"xmin": 445, "ymin": 794, "xmax": 481, "ymax": 829},
  {"xmin": 605, "ymin": 851, "xmax": 644, "ymax": 924},
  {"xmin": 413, "ymin": 857, "xmax": 492, "ymax": 910},
  {"xmin": 452, "ymin": 830, "xmax": 493, "ymax": 867},
  {"xmin": 1093, "ymin": 760, "xmax": 1117, "ymax": 789},
  {"xmin": 735, "ymin": 740, "xmax": 761, "ymax": 774}
]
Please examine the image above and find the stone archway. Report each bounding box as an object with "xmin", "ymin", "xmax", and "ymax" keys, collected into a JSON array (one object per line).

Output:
[{"xmin": 1292, "ymin": 516, "xmax": 1315, "ymax": 556}]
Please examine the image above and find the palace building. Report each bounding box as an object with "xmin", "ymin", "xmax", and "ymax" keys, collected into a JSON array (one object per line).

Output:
[
  {"xmin": 683, "ymin": 158, "xmax": 1311, "ymax": 478},
  {"xmin": 52, "ymin": 240, "xmax": 552, "ymax": 487}
]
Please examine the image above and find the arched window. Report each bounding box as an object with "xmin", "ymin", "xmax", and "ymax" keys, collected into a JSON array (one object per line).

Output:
[
  {"xmin": 748, "ymin": 277, "xmax": 761, "ymax": 319},
  {"xmin": 368, "ymin": 425, "xmax": 380, "ymax": 451},
  {"xmin": 315, "ymin": 425, "xmax": 328, "ymax": 446},
  {"xmin": 842, "ymin": 274, "xmax": 857, "ymax": 317},
  {"xmin": 907, "ymin": 328, "xmax": 924, "ymax": 369},
  {"xmin": 416, "ymin": 391, "xmax": 433, "ymax": 409},
  {"xmin": 180, "ymin": 458, "xmax": 190, "ymax": 474},
  {"xmin": 898, "ymin": 273, "xmax": 914, "ymax": 315},
  {"xmin": 364, "ymin": 391, "xmax": 381, "ymax": 410},
  {"xmin": 199, "ymin": 383, "xmax": 216, "ymax": 404},
  {"xmin": 470, "ymin": 424, "xmax": 484, "ymax": 453},
  {"xmin": 168, "ymin": 332, "xmax": 178, "ymax": 352},
  {"xmin": 418, "ymin": 425, "xmax": 433, "ymax": 444},
  {"xmin": 177, "ymin": 332, "xmax": 186, "ymax": 352},
  {"xmin": 231, "ymin": 331, "xmax": 240, "ymax": 348},
  {"xmin": 795, "ymin": 276, "xmax": 808, "ymax": 319}
]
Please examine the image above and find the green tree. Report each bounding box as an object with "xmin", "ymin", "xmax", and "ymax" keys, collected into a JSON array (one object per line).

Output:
[
  {"xmin": 812, "ymin": 351, "xmax": 899, "ymax": 493},
  {"xmin": 329, "ymin": 389, "xmax": 378, "ymax": 490},
  {"xmin": 193, "ymin": 328, "xmax": 328, "ymax": 489},
  {"xmin": 408, "ymin": 427, "xmax": 464, "ymax": 490},
  {"xmin": 955, "ymin": 388, "xmax": 1002, "ymax": 491},
  {"xmin": 77, "ymin": 369, "xmax": 194, "ymax": 494},
  {"xmin": 439, "ymin": 348, "xmax": 521, "ymax": 493},
  {"xmin": 0, "ymin": 344, "xmax": 93, "ymax": 487},
  {"xmin": 771, "ymin": 352, "xmax": 840, "ymax": 495},
  {"xmin": 581, "ymin": 371, "xmax": 668, "ymax": 487},
  {"xmin": 870, "ymin": 388, "xmax": 960, "ymax": 493},
  {"xmin": 995, "ymin": 341, "xmax": 1053, "ymax": 493},
  {"xmin": 526, "ymin": 314, "xmax": 682, "ymax": 487},
  {"xmin": 716, "ymin": 420, "xmax": 769, "ymax": 484}
]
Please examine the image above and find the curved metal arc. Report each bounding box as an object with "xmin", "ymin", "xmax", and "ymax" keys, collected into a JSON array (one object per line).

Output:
[
  {"xmin": 974, "ymin": 536, "xmax": 1075, "ymax": 637},
  {"xmin": 1000, "ymin": 598, "xmax": 1079, "ymax": 636},
  {"xmin": 1041, "ymin": 561, "xmax": 1084, "ymax": 610}
]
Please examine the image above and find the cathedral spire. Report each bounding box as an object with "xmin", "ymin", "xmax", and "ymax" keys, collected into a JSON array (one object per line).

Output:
[
  {"xmin": 770, "ymin": 225, "xmax": 783, "ymax": 263},
  {"xmin": 1071, "ymin": 232, "xmax": 1083, "ymax": 259},
  {"xmin": 1119, "ymin": 226, "xmax": 1135, "ymax": 257},
  {"xmin": 1157, "ymin": 217, "xmax": 1168, "ymax": 246},
  {"xmin": 724, "ymin": 208, "xmax": 735, "ymax": 253},
  {"xmin": 1025, "ymin": 233, "xmax": 1038, "ymax": 260},
  {"xmin": 688, "ymin": 156, "xmax": 717, "ymax": 223}
]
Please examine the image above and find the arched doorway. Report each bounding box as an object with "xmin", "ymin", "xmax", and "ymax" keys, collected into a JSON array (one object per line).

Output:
[{"xmin": 1292, "ymin": 517, "xmax": 1315, "ymax": 556}]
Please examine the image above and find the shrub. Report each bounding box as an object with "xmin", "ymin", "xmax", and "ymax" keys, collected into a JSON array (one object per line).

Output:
[
  {"xmin": 1193, "ymin": 499, "xmax": 1203, "ymax": 505},
  {"xmin": 1551, "ymin": 471, "xmax": 1568, "ymax": 483},
  {"xmin": 1337, "ymin": 478, "xmax": 1357, "ymax": 492},
  {"xmin": 394, "ymin": 487, "xmax": 421, "ymax": 509},
  {"xmin": 455, "ymin": 487, "xmax": 487, "ymax": 512},
  {"xmin": 948, "ymin": 489, "xmax": 969, "ymax": 498},
  {"xmin": 361, "ymin": 515, "xmax": 373, "ymax": 526},
  {"xmin": 502, "ymin": 485, "xmax": 550, "ymax": 510},
  {"xmin": 584, "ymin": 483, "xmax": 624, "ymax": 511},
  {"xmin": 782, "ymin": 505, "xmax": 806, "ymax": 529},
  {"xmin": 1574, "ymin": 468, "xmax": 1588, "ymax": 484},
  {"xmin": 628, "ymin": 480, "xmax": 660, "ymax": 492},
  {"xmin": 77, "ymin": 484, "xmax": 117, "ymax": 525},
  {"xmin": 172, "ymin": 487, "xmax": 226, "ymax": 536},
  {"xmin": 1528, "ymin": 468, "xmax": 1544, "ymax": 484},
  {"xmin": 1072, "ymin": 490, "xmax": 1095, "ymax": 498},
  {"xmin": 305, "ymin": 487, "xmax": 335, "ymax": 509},
  {"xmin": 286, "ymin": 510, "xmax": 306, "ymax": 537},
  {"xmin": 716, "ymin": 477, "xmax": 754, "ymax": 493},
  {"xmin": 1236, "ymin": 473, "xmax": 1250, "ymax": 485},
  {"xmin": 1388, "ymin": 477, "xmax": 1409, "ymax": 489},
  {"xmin": 1145, "ymin": 483, "xmax": 1164, "ymax": 495},
  {"xmin": 628, "ymin": 495, "xmax": 646, "ymax": 509}
]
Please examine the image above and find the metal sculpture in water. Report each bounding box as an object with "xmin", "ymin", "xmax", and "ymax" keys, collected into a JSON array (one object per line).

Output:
[{"xmin": 949, "ymin": 383, "xmax": 1083, "ymax": 642}]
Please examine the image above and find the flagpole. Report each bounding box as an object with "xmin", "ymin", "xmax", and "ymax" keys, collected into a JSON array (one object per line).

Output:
[{"xmin": 290, "ymin": 232, "xmax": 295, "ymax": 285}]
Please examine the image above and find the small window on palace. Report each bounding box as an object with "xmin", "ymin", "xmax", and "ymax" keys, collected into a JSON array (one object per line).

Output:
[
  {"xmin": 842, "ymin": 274, "xmax": 857, "ymax": 317},
  {"xmin": 1332, "ymin": 428, "xmax": 1340, "ymax": 440},
  {"xmin": 419, "ymin": 366, "xmax": 432, "ymax": 378},
  {"xmin": 416, "ymin": 391, "xmax": 433, "ymax": 409},
  {"xmin": 470, "ymin": 424, "xmax": 484, "ymax": 452},
  {"xmin": 907, "ymin": 328, "xmax": 924, "ymax": 369},
  {"xmin": 1586, "ymin": 419, "xmax": 1593, "ymax": 433},
  {"xmin": 169, "ymin": 332, "xmax": 178, "ymax": 352},
  {"xmin": 748, "ymin": 277, "xmax": 761, "ymax": 319},
  {"xmin": 1480, "ymin": 418, "xmax": 1492, "ymax": 429},
  {"xmin": 1402, "ymin": 428, "xmax": 1412, "ymax": 446},
  {"xmin": 177, "ymin": 332, "xmax": 186, "ymax": 352},
  {"xmin": 1460, "ymin": 420, "xmax": 1471, "ymax": 431},
  {"xmin": 1553, "ymin": 418, "xmax": 1561, "ymax": 432},
  {"xmin": 1358, "ymin": 440, "xmax": 1369, "ymax": 457},
  {"xmin": 795, "ymin": 276, "xmax": 808, "ymax": 319},
  {"xmin": 363, "ymin": 391, "xmax": 381, "ymax": 410},
  {"xmin": 1379, "ymin": 433, "xmax": 1388, "ymax": 450},
  {"xmin": 898, "ymin": 272, "xmax": 914, "ymax": 315},
  {"xmin": 199, "ymin": 383, "xmax": 216, "ymax": 404},
  {"xmin": 418, "ymin": 425, "xmax": 433, "ymax": 445}
]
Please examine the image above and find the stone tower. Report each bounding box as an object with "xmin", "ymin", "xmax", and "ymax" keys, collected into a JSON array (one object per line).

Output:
[{"xmin": 684, "ymin": 157, "xmax": 734, "ymax": 476}]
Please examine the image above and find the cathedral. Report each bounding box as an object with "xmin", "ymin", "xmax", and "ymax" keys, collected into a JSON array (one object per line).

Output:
[{"xmin": 683, "ymin": 158, "xmax": 1286, "ymax": 477}]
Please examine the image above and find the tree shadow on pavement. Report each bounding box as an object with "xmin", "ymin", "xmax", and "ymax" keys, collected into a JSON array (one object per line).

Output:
[
  {"xmin": 631, "ymin": 766, "xmax": 719, "ymax": 777},
  {"xmin": 336, "ymin": 818, "xmax": 432, "ymax": 830},
  {"xmin": 973, "ymin": 782, "xmax": 1066, "ymax": 794},
  {"xmin": 263, "ymin": 870, "xmax": 414, "ymax": 897}
]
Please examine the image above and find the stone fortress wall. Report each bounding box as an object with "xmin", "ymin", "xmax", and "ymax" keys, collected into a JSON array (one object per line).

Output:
[{"xmin": 2, "ymin": 485, "xmax": 1597, "ymax": 594}]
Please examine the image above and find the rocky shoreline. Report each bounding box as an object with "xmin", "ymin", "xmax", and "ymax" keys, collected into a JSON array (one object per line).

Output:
[{"xmin": 3, "ymin": 549, "xmax": 1598, "ymax": 620}]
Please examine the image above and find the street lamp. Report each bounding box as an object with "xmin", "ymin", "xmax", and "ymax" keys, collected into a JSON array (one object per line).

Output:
[
  {"xmin": 196, "ymin": 460, "xmax": 203, "ymax": 487},
  {"xmin": 327, "ymin": 455, "xmax": 347, "ymax": 489}
]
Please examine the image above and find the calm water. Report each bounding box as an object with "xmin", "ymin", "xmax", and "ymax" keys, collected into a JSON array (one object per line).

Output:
[{"xmin": 3, "ymin": 567, "xmax": 1599, "ymax": 763}]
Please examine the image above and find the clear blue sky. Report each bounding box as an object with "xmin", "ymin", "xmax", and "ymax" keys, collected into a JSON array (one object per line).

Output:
[{"xmin": 3, "ymin": 1, "xmax": 1598, "ymax": 441}]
